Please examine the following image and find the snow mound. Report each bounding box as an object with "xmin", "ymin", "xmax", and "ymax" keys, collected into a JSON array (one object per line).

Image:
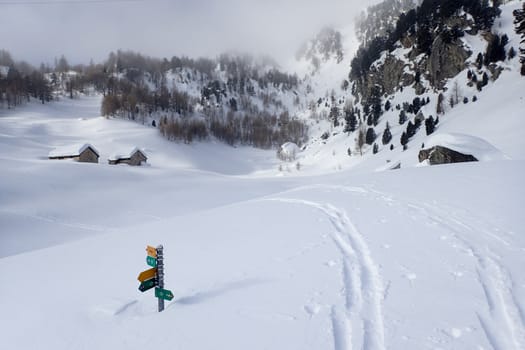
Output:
[
  {"xmin": 279, "ymin": 142, "xmax": 300, "ymax": 160},
  {"xmin": 425, "ymin": 133, "xmax": 509, "ymax": 162}
]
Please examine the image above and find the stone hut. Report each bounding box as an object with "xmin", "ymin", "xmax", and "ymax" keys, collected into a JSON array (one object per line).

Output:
[
  {"xmin": 108, "ymin": 148, "xmax": 148, "ymax": 166},
  {"xmin": 419, "ymin": 146, "xmax": 478, "ymax": 165},
  {"xmin": 48, "ymin": 144, "xmax": 99, "ymax": 163}
]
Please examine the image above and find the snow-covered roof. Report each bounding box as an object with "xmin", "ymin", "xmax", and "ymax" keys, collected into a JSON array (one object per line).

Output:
[
  {"xmin": 48, "ymin": 143, "xmax": 99, "ymax": 158},
  {"xmin": 425, "ymin": 133, "xmax": 508, "ymax": 162},
  {"xmin": 108, "ymin": 147, "xmax": 147, "ymax": 161}
]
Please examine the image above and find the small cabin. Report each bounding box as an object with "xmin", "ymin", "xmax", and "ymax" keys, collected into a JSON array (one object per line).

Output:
[
  {"xmin": 108, "ymin": 148, "xmax": 147, "ymax": 166},
  {"xmin": 48, "ymin": 144, "xmax": 99, "ymax": 163}
]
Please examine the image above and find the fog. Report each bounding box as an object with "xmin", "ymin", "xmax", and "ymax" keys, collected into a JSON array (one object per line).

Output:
[{"xmin": 0, "ymin": 0, "xmax": 377, "ymax": 67}]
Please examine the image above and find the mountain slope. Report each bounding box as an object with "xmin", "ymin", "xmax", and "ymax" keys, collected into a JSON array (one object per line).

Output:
[
  {"xmin": 289, "ymin": 0, "xmax": 524, "ymax": 175},
  {"xmin": 0, "ymin": 98, "xmax": 523, "ymax": 349}
]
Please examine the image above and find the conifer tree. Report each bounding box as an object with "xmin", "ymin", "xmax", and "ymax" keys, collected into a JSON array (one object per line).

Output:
[
  {"xmin": 514, "ymin": 3, "xmax": 525, "ymax": 75},
  {"xmin": 382, "ymin": 122, "xmax": 392, "ymax": 145},
  {"xmin": 400, "ymin": 131, "xmax": 408, "ymax": 148},
  {"xmin": 436, "ymin": 93, "xmax": 445, "ymax": 115},
  {"xmin": 344, "ymin": 107, "xmax": 358, "ymax": 133},
  {"xmin": 366, "ymin": 127, "xmax": 376, "ymax": 145},
  {"xmin": 399, "ymin": 110, "xmax": 407, "ymax": 125},
  {"xmin": 425, "ymin": 116, "xmax": 435, "ymax": 135}
]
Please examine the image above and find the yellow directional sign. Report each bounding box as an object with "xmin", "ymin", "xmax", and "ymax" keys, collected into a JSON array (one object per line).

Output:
[
  {"xmin": 137, "ymin": 267, "xmax": 157, "ymax": 282},
  {"xmin": 146, "ymin": 245, "xmax": 157, "ymax": 258}
]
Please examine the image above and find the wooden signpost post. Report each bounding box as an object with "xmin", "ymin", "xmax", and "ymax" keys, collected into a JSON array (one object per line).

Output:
[{"xmin": 137, "ymin": 244, "xmax": 174, "ymax": 312}]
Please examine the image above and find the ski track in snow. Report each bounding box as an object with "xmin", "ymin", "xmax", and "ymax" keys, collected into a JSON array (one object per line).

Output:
[
  {"xmin": 362, "ymin": 187, "xmax": 525, "ymax": 350},
  {"xmin": 426, "ymin": 210, "xmax": 525, "ymax": 350},
  {"xmin": 265, "ymin": 183, "xmax": 524, "ymax": 349},
  {"xmin": 266, "ymin": 197, "xmax": 386, "ymax": 350},
  {"xmin": 0, "ymin": 209, "xmax": 112, "ymax": 233}
]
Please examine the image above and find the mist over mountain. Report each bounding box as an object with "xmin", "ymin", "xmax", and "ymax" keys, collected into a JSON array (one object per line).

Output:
[{"xmin": 0, "ymin": 0, "xmax": 375, "ymax": 67}]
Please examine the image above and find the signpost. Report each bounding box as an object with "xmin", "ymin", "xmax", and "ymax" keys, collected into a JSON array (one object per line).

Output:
[
  {"xmin": 156, "ymin": 245, "xmax": 165, "ymax": 312},
  {"xmin": 137, "ymin": 244, "xmax": 174, "ymax": 312}
]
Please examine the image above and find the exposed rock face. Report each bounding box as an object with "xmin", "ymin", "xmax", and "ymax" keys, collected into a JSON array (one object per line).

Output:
[
  {"xmin": 357, "ymin": 55, "xmax": 409, "ymax": 100},
  {"xmin": 413, "ymin": 82, "xmax": 426, "ymax": 95},
  {"xmin": 400, "ymin": 35, "xmax": 415, "ymax": 49},
  {"xmin": 382, "ymin": 55, "xmax": 407, "ymax": 94},
  {"xmin": 488, "ymin": 63, "xmax": 504, "ymax": 81},
  {"xmin": 427, "ymin": 36, "xmax": 470, "ymax": 88},
  {"xmin": 419, "ymin": 146, "xmax": 478, "ymax": 165}
]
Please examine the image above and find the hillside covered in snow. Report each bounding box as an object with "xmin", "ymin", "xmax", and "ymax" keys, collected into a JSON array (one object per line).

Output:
[{"xmin": 1, "ymin": 1, "xmax": 525, "ymax": 350}]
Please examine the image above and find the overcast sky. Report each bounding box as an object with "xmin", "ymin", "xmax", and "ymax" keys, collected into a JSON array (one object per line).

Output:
[{"xmin": 0, "ymin": 0, "xmax": 376, "ymax": 67}]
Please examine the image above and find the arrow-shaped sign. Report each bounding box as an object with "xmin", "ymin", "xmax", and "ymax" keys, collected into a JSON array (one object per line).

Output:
[
  {"xmin": 138, "ymin": 278, "xmax": 158, "ymax": 292},
  {"xmin": 146, "ymin": 245, "xmax": 157, "ymax": 258},
  {"xmin": 137, "ymin": 267, "xmax": 157, "ymax": 282},
  {"xmin": 155, "ymin": 287, "xmax": 174, "ymax": 301},
  {"xmin": 146, "ymin": 256, "xmax": 157, "ymax": 267}
]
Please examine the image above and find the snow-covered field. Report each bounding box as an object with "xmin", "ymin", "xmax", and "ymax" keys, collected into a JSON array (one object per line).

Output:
[{"xmin": 0, "ymin": 92, "xmax": 524, "ymax": 350}]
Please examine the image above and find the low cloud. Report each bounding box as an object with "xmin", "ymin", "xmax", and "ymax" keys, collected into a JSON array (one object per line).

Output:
[{"xmin": 0, "ymin": 0, "xmax": 376, "ymax": 67}]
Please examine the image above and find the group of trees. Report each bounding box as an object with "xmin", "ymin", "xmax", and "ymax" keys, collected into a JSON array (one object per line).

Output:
[
  {"xmin": 95, "ymin": 50, "xmax": 307, "ymax": 149},
  {"xmin": 296, "ymin": 27, "xmax": 344, "ymax": 70},
  {"xmin": 485, "ymin": 34, "xmax": 509, "ymax": 64},
  {"xmin": 351, "ymin": 0, "xmax": 502, "ymax": 80},
  {"xmin": 515, "ymin": 2, "xmax": 525, "ymax": 75},
  {"xmin": 0, "ymin": 50, "xmax": 53, "ymax": 108},
  {"xmin": 355, "ymin": 0, "xmax": 419, "ymax": 45},
  {"xmin": 158, "ymin": 110, "xmax": 308, "ymax": 149},
  {"xmin": 2, "ymin": 48, "xmax": 308, "ymax": 150}
]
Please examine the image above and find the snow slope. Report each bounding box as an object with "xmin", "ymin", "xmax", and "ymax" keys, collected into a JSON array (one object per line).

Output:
[
  {"xmin": 1, "ymin": 3, "xmax": 525, "ymax": 348},
  {"xmin": 0, "ymin": 91, "xmax": 524, "ymax": 350},
  {"xmin": 291, "ymin": 1, "xmax": 525, "ymax": 176}
]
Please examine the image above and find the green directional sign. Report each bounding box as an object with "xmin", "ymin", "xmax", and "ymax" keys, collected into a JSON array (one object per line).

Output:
[
  {"xmin": 138, "ymin": 278, "xmax": 157, "ymax": 292},
  {"xmin": 155, "ymin": 287, "xmax": 174, "ymax": 301},
  {"xmin": 146, "ymin": 256, "xmax": 157, "ymax": 267}
]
